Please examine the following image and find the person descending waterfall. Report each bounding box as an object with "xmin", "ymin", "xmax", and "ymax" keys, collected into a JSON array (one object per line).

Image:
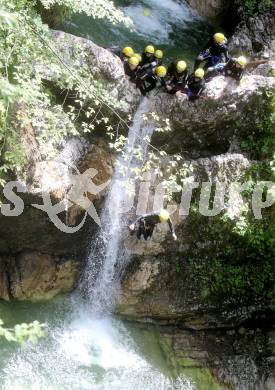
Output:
[
  {"xmin": 186, "ymin": 68, "xmax": 206, "ymax": 101},
  {"xmin": 194, "ymin": 33, "xmax": 229, "ymax": 71},
  {"xmin": 140, "ymin": 45, "xmax": 155, "ymax": 67},
  {"xmin": 124, "ymin": 56, "xmax": 140, "ymax": 82},
  {"xmin": 109, "ymin": 46, "xmax": 134, "ymax": 64},
  {"xmin": 166, "ymin": 60, "xmax": 189, "ymax": 96},
  {"xmin": 136, "ymin": 65, "xmax": 167, "ymax": 96},
  {"xmin": 206, "ymin": 56, "xmax": 247, "ymax": 82},
  {"xmin": 129, "ymin": 209, "xmax": 177, "ymax": 241}
]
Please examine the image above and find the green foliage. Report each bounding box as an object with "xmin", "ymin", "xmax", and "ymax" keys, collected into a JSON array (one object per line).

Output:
[
  {"xmin": 240, "ymin": 90, "xmax": 274, "ymax": 160},
  {"xmin": 0, "ymin": 0, "xmax": 132, "ymax": 186},
  {"xmin": 39, "ymin": 0, "xmax": 133, "ymax": 27},
  {"xmin": 186, "ymin": 208, "xmax": 274, "ymax": 306},
  {"xmin": 235, "ymin": 0, "xmax": 273, "ymax": 17},
  {"xmin": 0, "ymin": 318, "xmax": 46, "ymax": 345}
]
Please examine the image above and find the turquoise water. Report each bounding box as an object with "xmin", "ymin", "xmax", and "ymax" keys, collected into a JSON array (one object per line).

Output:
[
  {"xmin": 0, "ymin": 3, "xmax": 224, "ymax": 389},
  {"xmin": 60, "ymin": 0, "xmax": 217, "ymax": 64},
  {"xmin": 0, "ymin": 297, "xmax": 196, "ymax": 390}
]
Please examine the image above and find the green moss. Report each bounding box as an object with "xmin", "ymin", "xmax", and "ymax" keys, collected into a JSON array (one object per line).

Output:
[
  {"xmin": 158, "ymin": 337, "xmax": 227, "ymax": 389},
  {"xmin": 185, "ymin": 208, "xmax": 274, "ymax": 307},
  {"xmin": 235, "ymin": 0, "xmax": 273, "ymax": 17}
]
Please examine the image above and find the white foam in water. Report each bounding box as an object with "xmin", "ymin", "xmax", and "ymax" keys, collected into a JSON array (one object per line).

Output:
[
  {"xmin": 0, "ymin": 307, "xmax": 195, "ymax": 390},
  {"xmin": 123, "ymin": 0, "xmax": 199, "ymax": 43},
  {"xmin": 60, "ymin": 315, "xmax": 142, "ymax": 370},
  {"xmin": 83, "ymin": 97, "xmax": 155, "ymax": 313},
  {"xmin": 0, "ymin": 18, "xmax": 201, "ymax": 384}
]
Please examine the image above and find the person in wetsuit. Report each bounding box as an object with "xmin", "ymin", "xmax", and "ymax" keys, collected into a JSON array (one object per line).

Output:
[
  {"xmin": 194, "ymin": 33, "xmax": 229, "ymax": 71},
  {"xmin": 124, "ymin": 56, "xmax": 140, "ymax": 82},
  {"xmin": 222, "ymin": 56, "xmax": 247, "ymax": 81},
  {"xmin": 206, "ymin": 56, "xmax": 247, "ymax": 82},
  {"xmin": 139, "ymin": 48, "xmax": 163, "ymax": 74},
  {"xmin": 136, "ymin": 65, "xmax": 167, "ymax": 96},
  {"xmin": 186, "ymin": 68, "xmax": 206, "ymax": 101},
  {"xmin": 166, "ymin": 60, "xmax": 189, "ymax": 95},
  {"xmin": 129, "ymin": 209, "xmax": 177, "ymax": 241},
  {"xmin": 109, "ymin": 46, "xmax": 134, "ymax": 64},
  {"xmin": 140, "ymin": 45, "xmax": 156, "ymax": 67}
]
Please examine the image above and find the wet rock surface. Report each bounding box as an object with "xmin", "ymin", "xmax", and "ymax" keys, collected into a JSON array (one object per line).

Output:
[
  {"xmin": 186, "ymin": 0, "xmax": 232, "ymax": 19},
  {"xmin": 148, "ymin": 73, "xmax": 275, "ymax": 158},
  {"xmin": 228, "ymin": 11, "xmax": 275, "ymax": 58}
]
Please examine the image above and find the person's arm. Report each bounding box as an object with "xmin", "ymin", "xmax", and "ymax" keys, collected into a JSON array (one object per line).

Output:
[
  {"xmin": 167, "ymin": 218, "xmax": 177, "ymax": 240},
  {"xmin": 129, "ymin": 215, "xmax": 143, "ymax": 231},
  {"xmin": 223, "ymin": 46, "xmax": 230, "ymax": 62},
  {"xmin": 236, "ymin": 68, "xmax": 244, "ymax": 82},
  {"xmin": 197, "ymin": 80, "xmax": 206, "ymax": 97}
]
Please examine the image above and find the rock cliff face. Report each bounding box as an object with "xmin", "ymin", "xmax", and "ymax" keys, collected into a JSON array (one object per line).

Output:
[
  {"xmin": 0, "ymin": 8, "xmax": 274, "ymax": 389},
  {"xmin": 228, "ymin": 11, "xmax": 275, "ymax": 58},
  {"xmin": 186, "ymin": 0, "xmax": 232, "ymax": 19},
  {"xmin": 148, "ymin": 73, "xmax": 275, "ymax": 158},
  {"xmin": 0, "ymin": 20, "xmax": 274, "ymax": 305},
  {"xmin": 0, "ymin": 138, "xmax": 114, "ymax": 300}
]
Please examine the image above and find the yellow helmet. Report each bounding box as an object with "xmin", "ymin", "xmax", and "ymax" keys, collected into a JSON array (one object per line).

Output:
[
  {"xmin": 194, "ymin": 68, "xmax": 205, "ymax": 79},
  {"xmin": 176, "ymin": 60, "xmax": 187, "ymax": 73},
  {"xmin": 133, "ymin": 53, "xmax": 142, "ymax": 63},
  {"xmin": 122, "ymin": 46, "xmax": 134, "ymax": 58},
  {"xmin": 155, "ymin": 65, "xmax": 167, "ymax": 78},
  {"xmin": 159, "ymin": 209, "xmax": 170, "ymax": 223},
  {"xmin": 155, "ymin": 49, "xmax": 163, "ymax": 59},
  {"xmin": 236, "ymin": 56, "xmax": 247, "ymax": 67},
  {"xmin": 213, "ymin": 32, "xmax": 226, "ymax": 44},
  {"xmin": 145, "ymin": 45, "xmax": 155, "ymax": 54},
  {"xmin": 129, "ymin": 56, "xmax": 139, "ymax": 66}
]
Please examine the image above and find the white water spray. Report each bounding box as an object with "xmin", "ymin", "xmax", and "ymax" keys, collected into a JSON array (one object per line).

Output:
[{"xmin": 81, "ymin": 98, "xmax": 154, "ymax": 313}]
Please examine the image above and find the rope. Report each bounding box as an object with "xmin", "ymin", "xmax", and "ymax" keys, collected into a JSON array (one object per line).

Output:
[{"xmin": 27, "ymin": 21, "xmax": 166, "ymax": 157}]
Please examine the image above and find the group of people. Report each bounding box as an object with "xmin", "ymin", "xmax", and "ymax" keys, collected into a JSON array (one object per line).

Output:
[
  {"xmin": 110, "ymin": 32, "xmax": 247, "ymax": 101},
  {"xmin": 112, "ymin": 33, "xmax": 248, "ymax": 242}
]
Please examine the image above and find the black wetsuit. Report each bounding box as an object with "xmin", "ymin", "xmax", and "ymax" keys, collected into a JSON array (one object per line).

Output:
[
  {"xmin": 124, "ymin": 62, "xmax": 138, "ymax": 82},
  {"xmin": 131, "ymin": 213, "xmax": 175, "ymax": 240},
  {"xmin": 140, "ymin": 52, "xmax": 155, "ymax": 67},
  {"xmin": 136, "ymin": 67, "xmax": 166, "ymax": 96},
  {"xmin": 206, "ymin": 58, "xmax": 245, "ymax": 82},
  {"xmin": 224, "ymin": 58, "xmax": 245, "ymax": 81},
  {"xmin": 139, "ymin": 57, "xmax": 162, "ymax": 73},
  {"xmin": 194, "ymin": 38, "xmax": 229, "ymax": 71},
  {"xmin": 166, "ymin": 62, "xmax": 189, "ymax": 94},
  {"xmin": 187, "ymin": 74, "xmax": 206, "ymax": 101}
]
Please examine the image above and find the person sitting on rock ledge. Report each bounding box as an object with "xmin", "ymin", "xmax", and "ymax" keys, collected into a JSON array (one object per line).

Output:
[
  {"xmin": 166, "ymin": 60, "xmax": 189, "ymax": 96},
  {"xmin": 185, "ymin": 68, "xmax": 206, "ymax": 101},
  {"xmin": 128, "ymin": 209, "xmax": 177, "ymax": 241},
  {"xmin": 109, "ymin": 46, "xmax": 134, "ymax": 64},
  {"xmin": 138, "ymin": 49, "xmax": 163, "ymax": 73},
  {"xmin": 136, "ymin": 65, "xmax": 167, "ymax": 96},
  {"xmin": 194, "ymin": 33, "xmax": 229, "ymax": 72},
  {"xmin": 140, "ymin": 45, "xmax": 156, "ymax": 67},
  {"xmin": 206, "ymin": 56, "xmax": 247, "ymax": 82},
  {"xmin": 124, "ymin": 56, "xmax": 140, "ymax": 82}
]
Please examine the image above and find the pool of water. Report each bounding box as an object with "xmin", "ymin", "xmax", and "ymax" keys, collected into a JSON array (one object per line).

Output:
[
  {"xmin": 0, "ymin": 297, "xmax": 196, "ymax": 390},
  {"xmin": 0, "ymin": 3, "xmax": 226, "ymax": 389},
  {"xmin": 59, "ymin": 0, "xmax": 218, "ymax": 64}
]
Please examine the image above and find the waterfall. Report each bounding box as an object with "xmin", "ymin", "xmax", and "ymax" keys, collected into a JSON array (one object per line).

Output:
[{"xmin": 81, "ymin": 97, "xmax": 154, "ymax": 313}]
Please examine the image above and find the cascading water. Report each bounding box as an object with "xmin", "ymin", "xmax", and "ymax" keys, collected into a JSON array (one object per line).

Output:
[
  {"xmin": 0, "ymin": 98, "xmax": 195, "ymax": 390},
  {"xmin": 0, "ymin": 1, "xmax": 215, "ymax": 388},
  {"xmin": 81, "ymin": 97, "xmax": 154, "ymax": 313}
]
